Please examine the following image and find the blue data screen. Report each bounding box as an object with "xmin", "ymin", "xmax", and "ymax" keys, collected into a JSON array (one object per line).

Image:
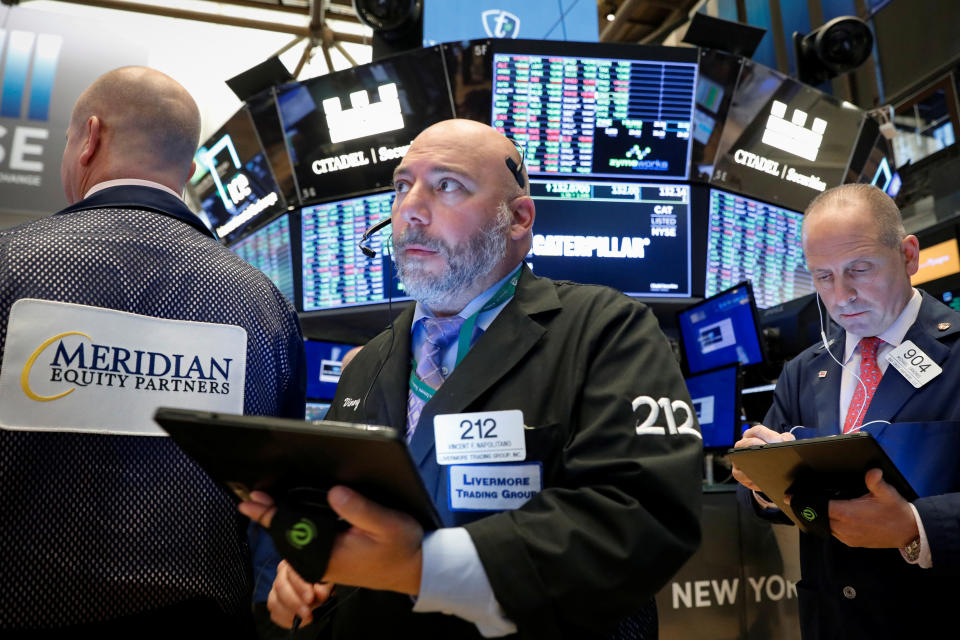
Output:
[
  {"xmin": 685, "ymin": 365, "xmax": 738, "ymax": 449},
  {"xmin": 679, "ymin": 284, "xmax": 763, "ymax": 374}
]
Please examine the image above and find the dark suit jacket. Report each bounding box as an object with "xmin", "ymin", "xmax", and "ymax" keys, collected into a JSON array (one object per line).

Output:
[
  {"xmin": 743, "ymin": 292, "xmax": 960, "ymax": 639},
  {"xmin": 324, "ymin": 268, "xmax": 703, "ymax": 640}
]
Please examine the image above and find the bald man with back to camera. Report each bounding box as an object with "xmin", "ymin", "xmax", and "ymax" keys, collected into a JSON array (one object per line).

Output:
[
  {"xmin": 732, "ymin": 184, "xmax": 960, "ymax": 639},
  {"xmin": 0, "ymin": 67, "xmax": 306, "ymax": 635},
  {"xmin": 239, "ymin": 119, "xmax": 703, "ymax": 640}
]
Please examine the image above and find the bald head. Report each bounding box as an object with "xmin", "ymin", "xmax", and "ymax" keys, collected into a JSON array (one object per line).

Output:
[
  {"xmin": 803, "ymin": 183, "xmax": 905, "ymax": 249},
  {"xmin": 61, "ymin": 67, "xmax": 200, "ymax": 202},
  {"xmin": 409, "ymin": 119, "xmax": 530, "ymax": 197}
]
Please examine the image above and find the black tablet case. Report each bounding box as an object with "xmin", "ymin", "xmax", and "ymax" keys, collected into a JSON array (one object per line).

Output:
[
  {"xmin": 727, "ymin": 432, "xmax": 917, "ymax": 532},
  {"xmin": 153, "ymin": 407, "xmax": 441, "ymax": 530}
]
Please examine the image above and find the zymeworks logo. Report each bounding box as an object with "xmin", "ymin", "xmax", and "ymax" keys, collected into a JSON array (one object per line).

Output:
[{"xmin": 20, "ymin": 331, "xmax": 234, "ymax": 402}]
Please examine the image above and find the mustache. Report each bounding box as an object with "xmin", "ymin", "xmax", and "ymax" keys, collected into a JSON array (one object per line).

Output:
[{"xmin": 393, "ymin": 227, "xmax": 450, "ymax": 256}]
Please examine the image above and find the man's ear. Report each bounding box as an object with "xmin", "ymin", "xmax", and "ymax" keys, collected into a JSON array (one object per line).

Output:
[
  {"xmin": 78, "ymin": 115, "xmax": 101, "ymax": 166},
  {"xmin": 902, "ymin": 234, "xmax": 920, "ymax": 277},
  {"xmin": 509, "ymin": 196, "xmax": 535, "ymax": 240}
]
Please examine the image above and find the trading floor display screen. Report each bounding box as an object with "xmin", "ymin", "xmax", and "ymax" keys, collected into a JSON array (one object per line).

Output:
[
  {"xmin": 685, "ymin": 364, "xmax": 740, "ymax": 450},
  {"xmin": 710, "ymin": 60, "xmax": 864, "ymax": 211},
  {"xmin": 304, "ymin": 339, "xmax": 358, "ymax": 400},
  {"xmin": 492, "ymin": 40, "xmax": 697, "ymax": 180},
  {"xmin": 277, "ymin": 46, "xmax": 455, "ymax": 203},
  {"xmin": 678, "ymin": 282, "xmax": 765, "ymax": 375},
  {"xmin": 229, "ymin": 214, "xmax": 296, "ymax": 303},
  {"xmin": 189, "ymin": 106, "xmax": 287, "ymax": 242},
  {"xmin": 527, "ymin": 179, "xmax": 691, "ymax": 297},
  {"xmin": 301, "ymin": 191, "xmax": 405, "ymax": 311},
  {"xmin": 706, "ymin": 189, "xmax": 814, "ymax": 308}
]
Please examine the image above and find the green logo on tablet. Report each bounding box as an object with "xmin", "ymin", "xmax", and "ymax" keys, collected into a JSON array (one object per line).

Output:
[
  {"xmin": 287, "ymin": 518, "xmax": 317, "ymax": 549},
  {"xmin": 801, "ymin": 507, "xmax": 818, "ymax": 522}
]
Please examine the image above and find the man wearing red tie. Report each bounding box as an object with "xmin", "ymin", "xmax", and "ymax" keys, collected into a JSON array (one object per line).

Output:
[{"xmin": 732, "ymin": 183, "xmax": 960, "ymax": 639}]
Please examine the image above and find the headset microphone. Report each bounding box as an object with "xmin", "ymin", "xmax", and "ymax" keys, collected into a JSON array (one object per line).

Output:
[{"xmin": 358, "ymin": 218, "xmax": 392, "ymax": 258}]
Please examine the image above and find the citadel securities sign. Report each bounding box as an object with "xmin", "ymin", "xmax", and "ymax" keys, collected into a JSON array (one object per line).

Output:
[
  {"xmin": 0, "ymin": 7, "xmax": 148, "ymax": 214},
  {"xmin": 0, "ymin": 299, "xmax": 246, "ymax": 436}
]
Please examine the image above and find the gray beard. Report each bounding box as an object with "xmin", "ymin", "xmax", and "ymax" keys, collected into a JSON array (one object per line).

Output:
[{"xmin": 393, "ymin": 204, "xmax": 511, "ymax": 309}]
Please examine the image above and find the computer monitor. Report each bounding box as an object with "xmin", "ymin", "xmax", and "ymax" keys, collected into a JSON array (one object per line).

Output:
[
  {"xmin": 710, "ymin": 59, "xmax": 865, "ymax": 211},
  {"xmin": 276, "ymin": 45, "xmax": 455, "ymax": 203},
  {"xmin": 490, "ymin": 39, "xmax": 698, "ymax": 181},
  {"xmin": 705, "ymin": 188, "xmax": 815, "ymax": 308},
  {"xmin": 188, "ymin": 105, "xmax": 287, "ymax": 242},
  {"xmin": 305, "ymin": 401, "xmax": 331, "ymax": 421},
  {"xmin": 300, "ymin": 191, "xmax": 407, "ymax": 312},
  {"xmin": 527, "ymin": 179, "xmax": 691, "ymax": 297},
  {"xmin": 684, "ymin": 364, "xmax": 741, "ymax": 450},
  {"xmin": 304, "ymin": 339, "xmax": 359, "ymax": 400},
  {"xmin": 677, "ymin": 281, "xmax": 765, "ymax": 375},
  {"xmin": 228, "ymin": 213, "xmax": 296, "ymax": 304}
]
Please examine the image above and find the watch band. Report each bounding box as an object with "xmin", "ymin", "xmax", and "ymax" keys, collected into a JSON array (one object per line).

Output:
[{"xmin": 903, "ymin": 536, "xmax": 922, "ymax": 562}]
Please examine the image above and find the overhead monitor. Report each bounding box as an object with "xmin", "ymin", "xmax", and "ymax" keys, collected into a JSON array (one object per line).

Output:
[
  {"xmin": 677, "ymin": 281, "xmax": 765, "ymax": 375},
  {"xmin": 189, "ymin": 105, "xmax": 287, "ymax": 242},
  {"xmin": 276, "ymin": 46, "xmax": 455, "ymax": 203},
  {"xmin": 304, "ymin": 339, "xmax": 359, "ymax": 400},
  {"xmin": 684, "ymin": 364, "xmax": 741, "ymax": 450},
  {"xmin": 527, "ymin": 179, "xmax": 691, "ymax": 297},
  {"xmin": 710, "ymin": 60, "xmax": 865, "ymax": 211},
  {"xmin": 689, "ymin": 48, "xmax": 744, "ymax": 182},
  {"xmin": 706, "ymin": 188, "xmax": 815, "ymax": 308},
  {"xmin": 228, "ymin": 213, "xmax": 296, "ymax": 304},
  {"xmin": 912, "ymin": 238, "xmax": 960, "ymax": 286},
  {"xmin": 491, "ymin": 40, "xmax": 698, "ymax": 181},
  {"xmin": 300, "ymin": 191, "xmax": 406, "ymax": 312},
  {"xmin": 247, "ymin": 89, "xmax": 298, "ymax": 204},
  {"xmin": 442, "ymin": 39, "xmax": 494, "ymax": 124},
  {"xmin": 423, "ymin": 0, "xmax": 599, "ymax": 45}
]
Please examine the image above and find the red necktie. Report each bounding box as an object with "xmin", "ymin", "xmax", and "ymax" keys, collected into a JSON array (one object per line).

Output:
[{"xmin": 843, "ymin": 336, "xmax": 883, "ymax": 433}]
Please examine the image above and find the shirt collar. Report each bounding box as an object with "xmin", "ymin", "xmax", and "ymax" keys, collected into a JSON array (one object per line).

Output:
[
  {"xmin": 85, "ymin": 179, "xmax": 183, "ymax": 201},
  {"xmin": 412, "ymin": 263, "xmax": 523, "ymax": 329},
  {"xmin": 843, "ymin": 288, "xmax": 922, "ymax": 363}
]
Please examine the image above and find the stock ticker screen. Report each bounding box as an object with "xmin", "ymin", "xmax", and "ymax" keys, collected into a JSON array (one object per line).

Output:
[
  {"xmin": 229, "ymin": 214, "xmax": 296, "ymax": 303},
  {"xmin": 491, "ymin": 41, "xmax": 697, "ymax": 181},
  {"xmin": 706, "ymin": 189, "xmax": 815, "ymax": 308},
  {"xmin": 527, "ymin": 179, "xmax": 691, "ymax": 297},
  {"xmin": 300, "ymin": 191, "xmax": 406, "ymax": 312}
]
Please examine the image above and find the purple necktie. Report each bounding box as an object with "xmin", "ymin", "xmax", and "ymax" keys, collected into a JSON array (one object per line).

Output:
[{"xmin": 406, "ymin": 316, "xmax": 465, "ymax": 441}]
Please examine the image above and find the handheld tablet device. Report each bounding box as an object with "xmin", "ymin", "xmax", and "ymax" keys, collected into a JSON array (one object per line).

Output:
[
  {"xmin": 153, "ymin": 407, "xmax": 441, "ymax": 530},
  {"xmin": 727, "ymin": 431, "xmax": 917, "ymax": 534}
]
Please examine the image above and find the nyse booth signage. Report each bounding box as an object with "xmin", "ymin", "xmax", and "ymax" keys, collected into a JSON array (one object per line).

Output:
[{"xmin": 0, "ymin": 7, "xmax": 148, "ymax": 214}]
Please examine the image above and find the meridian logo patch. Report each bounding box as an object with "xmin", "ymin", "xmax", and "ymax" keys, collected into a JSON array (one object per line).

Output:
[
  {"xmin": 801, "ymin": 507, "xmax": 818, "ymax": 522},
  {"xmin": 0, "ymin": 29, "xmax": 63, "ymax": 122}
]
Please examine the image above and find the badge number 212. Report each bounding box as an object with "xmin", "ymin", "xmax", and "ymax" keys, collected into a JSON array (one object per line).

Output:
[{"xmin": 461, "ymin": 417, "xmax": 497, "ymax": 440}]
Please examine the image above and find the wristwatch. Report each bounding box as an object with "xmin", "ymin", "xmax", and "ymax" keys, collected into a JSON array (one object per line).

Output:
[{"xmin": 903, "ymin": 536, "xmax": 922, "ymax": 562}]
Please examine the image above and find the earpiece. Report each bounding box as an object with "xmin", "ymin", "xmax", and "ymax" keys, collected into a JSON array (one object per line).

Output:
[
  {"xmin": 505, "ymin": 138, "xmax": 526, "ymax": 189},
  {"xmin": 505, "ymin": 156, "xmax": 524, "ymax": 189},
  {"xmin": 357, "ymin": 218, "xmax": 392, "ymax": 258}
]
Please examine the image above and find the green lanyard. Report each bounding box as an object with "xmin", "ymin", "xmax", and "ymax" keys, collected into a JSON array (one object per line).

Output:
[{"xmin": 408, "ymin": 265, "xmax": 522, "ymax": 403}]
